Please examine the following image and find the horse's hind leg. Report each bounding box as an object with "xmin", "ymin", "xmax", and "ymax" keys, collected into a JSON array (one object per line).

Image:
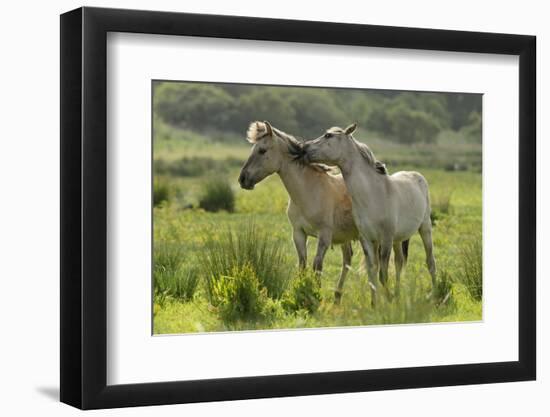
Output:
[
  {"xmin": 292, "ymin": 228, "xmax": 307, "ymax": 270},
  {"xmin": 392, "ymin": 241, "xmax": 405, "ymax": 298},
  {"xmin": 334, "ymin": 242, "xmax": 353, "ymax": 304},
  {"xmin": 419, "ymin": 220, "xmax": 437, "ymax": 290},
  {"xmin": 378, "ymin": 240, "xmax": 393, "ymax": 300}
]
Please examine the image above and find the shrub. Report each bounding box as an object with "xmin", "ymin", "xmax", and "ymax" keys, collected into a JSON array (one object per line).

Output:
[
  {"xmin": 153, "ymin": 242, "xmax": 200, "ymax": 302},
  {"xmin": 153, "ymin": 178, "xmax": 171, "ymax": 207},
  {"xmin": 211, "ymin": 264, "xmax": 285, "ymax": 325},
  {"xmin": 458, "ymin": 233, "xmax": 483, "ymax": 301},
  {"xmin": 282, "ymin": 270, "xmax": 322, "ymax": 314},
  {"xmin": 198, "ymin": 177, "xmax": 235, "ymax": 212},
  {"xmin": 200, "ymin": 223, "xmax": 290, "ymax": 300}
]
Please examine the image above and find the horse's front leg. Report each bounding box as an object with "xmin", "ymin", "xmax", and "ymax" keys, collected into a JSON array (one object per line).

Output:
[
  {"xmin": 292, "ymin": 227, "xmax": 308, "ymax": 270},
  {"xmin": 334, "ymin": 242, "xmax": 353, "ymax": 304},
  {"xmin": 312, "ymin": 228, "xmax": 332, "ymax": 276},
  {"xmin": 392, "ymin": 241, "xmax": 405, "ymax": 298},
  {"xmin": 360, "ymin": 237, "xmax": 379, "ymax": 307},
  {"xmin": 419, "ymin": 219, "xmax": 437, "ymax": 292}
]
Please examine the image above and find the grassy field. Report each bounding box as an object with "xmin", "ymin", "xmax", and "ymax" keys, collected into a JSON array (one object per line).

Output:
[{"xmin": 153, "ymin": 127, "xmax": 482, "ymax": 334}]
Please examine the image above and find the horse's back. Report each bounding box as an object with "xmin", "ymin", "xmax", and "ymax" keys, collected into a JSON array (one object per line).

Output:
[
  {"xmin": 391, "ymin": 171, "xmax": 429, "ymax": 198},
  {"xmin": 390, "ymin": 171, "xmax": 431, "ymax": 237}
]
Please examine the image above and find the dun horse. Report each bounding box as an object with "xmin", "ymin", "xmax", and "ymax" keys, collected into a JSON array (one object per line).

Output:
[
  {"xmin": 303, "ymin": 124, "xmax": 435, "ymax": 305},
  {"xmin": 238, "ymin": 121, "xmax": 358, "ymax": 302}
]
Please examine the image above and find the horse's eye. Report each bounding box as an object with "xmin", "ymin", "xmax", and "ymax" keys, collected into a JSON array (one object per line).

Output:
[
  {"xmin": 259, "ymin": 148, "xmax": 267, "ymax": 155},
  {"xmin": 324, "ymin": 133, "xmax": 332, "ymax": 139}
]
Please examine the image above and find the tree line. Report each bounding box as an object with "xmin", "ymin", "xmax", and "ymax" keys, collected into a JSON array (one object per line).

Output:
[{"xmin": 154, "ymin": 81, "xmax": 481, "ymax": 144}]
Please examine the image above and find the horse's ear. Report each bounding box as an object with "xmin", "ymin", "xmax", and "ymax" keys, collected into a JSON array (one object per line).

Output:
[
  {"xmin": 263, "ymin": 121, "xmax": 273, "ymax": 136},
  {"xmin": 344, "ymin": 123, "xmax": 357, "ymax": 135}
]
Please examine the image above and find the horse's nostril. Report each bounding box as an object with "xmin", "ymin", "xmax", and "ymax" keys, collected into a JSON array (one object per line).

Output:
[{"xmin": 238, "ymin": 172, "xmax": 246, "ymax": 184}]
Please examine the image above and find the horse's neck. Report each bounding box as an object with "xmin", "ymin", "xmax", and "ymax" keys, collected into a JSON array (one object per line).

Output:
[
  {"xmin": 340, "ymin": 154, "xmax": 386, "ymax": 202},
  {"xmin": 277, "ymin": 160, "xmax": 317, "ymax": 206}
]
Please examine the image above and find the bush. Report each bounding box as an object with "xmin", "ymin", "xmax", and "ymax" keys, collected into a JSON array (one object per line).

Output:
[
  {"xmin": 211, "ymin": 264, "xmax": 268, "ymax": 324},
  {"xmin": 458, "ymin": 234, "xmax": 483, "ymax": 301},
  {"xmin": 198, "ymin": 177, "xmax": 235, "ymax": 212},
  {"xmin": 211, "ymin": 264, "xmax": 285, "ymax": 325},
  {"xmin": 282, "ymin": 270, "xmax": 322, "ymax": 314},
  {"xmin": 153, "ymin": 242, "xmax": 200, "ymax": 302},
  {"xmin": 153, "ymin": 178, "xmax": 171, "ymax": 207},
  {"xmin": 200, "ymin": 223, "xmax": 290, "ymax": 300}
]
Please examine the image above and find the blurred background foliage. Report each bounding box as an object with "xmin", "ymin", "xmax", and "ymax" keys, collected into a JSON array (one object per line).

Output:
[{"xmin": 153, "ymin": 81, "xmax": 481, "ymax": 144}]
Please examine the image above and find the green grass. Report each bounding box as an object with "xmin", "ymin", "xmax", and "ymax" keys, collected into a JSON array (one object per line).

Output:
[
  {"xmin": 153, "ymin": 241, "xmax": 200, "ymax": 303},
  {"xmin": 458, "ymin": 232, "xmax": 483, "ymax": 301},
  {"xmin": 152, "ymin": 133, "xmax": 483, "ymax": 334}
]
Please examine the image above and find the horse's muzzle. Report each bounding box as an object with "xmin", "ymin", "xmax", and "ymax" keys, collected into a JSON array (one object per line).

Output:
[{"xmin": 238, "ymin": 172, "xmax": 255, "ymax": 190}]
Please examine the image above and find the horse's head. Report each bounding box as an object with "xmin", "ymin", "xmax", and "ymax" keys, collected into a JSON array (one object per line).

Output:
[
  {"xmin": 303, "ymin": 123, "xmax": 357, "ymax": 166},
  {"xmin": 238, "ymin": 121, "xmax": 287, "ymax": 190}
]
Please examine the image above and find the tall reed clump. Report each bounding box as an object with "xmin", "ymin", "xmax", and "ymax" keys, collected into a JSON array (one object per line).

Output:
[
  {"xmin": 433, "ymin": 269, "xmax": 455, "ymax": 308},
  {"xmin": 200, "ymin": 223, "xmax": 290, "ymax": 301},
  {"xmin": 198, "ymin": 177, "xmax": 235, "ymax": 212},
  {"xmin": 153, "ymin": 242, "xmax": 200, "ymax": 303},
  {"xmin": 458, "ymin": 232, "xmax": 483, "ymax": 301}
]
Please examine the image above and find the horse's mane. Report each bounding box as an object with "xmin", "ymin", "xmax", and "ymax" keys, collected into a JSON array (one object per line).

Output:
[
  {"xmin": 247, "ymin": 121, "xmax": 337, "ymax": 175},
  {"xmin": 352, "ymin": 137, "xmax": 388, "ymax": 175}
]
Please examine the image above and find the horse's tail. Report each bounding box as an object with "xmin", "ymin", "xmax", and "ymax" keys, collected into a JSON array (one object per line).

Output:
[{"xmin": 402, "ymin": 239, "xmax": 410, "ymax": 265}]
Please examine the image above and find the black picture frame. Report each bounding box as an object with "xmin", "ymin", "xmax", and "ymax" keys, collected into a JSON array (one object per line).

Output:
[{"xmin": 60, "ymin": 6, "xmax": 536, "ymax": 410}]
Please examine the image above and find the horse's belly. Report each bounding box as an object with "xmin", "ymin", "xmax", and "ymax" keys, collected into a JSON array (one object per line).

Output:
[
  {"xmin": 302, "ymin": 223, "xmax": 319, "ymax": 238},
  {"xmin": 332, "ymin": 227, "xmax": 358, "ymax": 244}
]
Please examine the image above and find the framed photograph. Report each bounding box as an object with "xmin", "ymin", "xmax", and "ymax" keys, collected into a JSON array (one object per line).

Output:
[{"xmin": 60, "ymin": 6, "xmax": 536, "ymax": 410}]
